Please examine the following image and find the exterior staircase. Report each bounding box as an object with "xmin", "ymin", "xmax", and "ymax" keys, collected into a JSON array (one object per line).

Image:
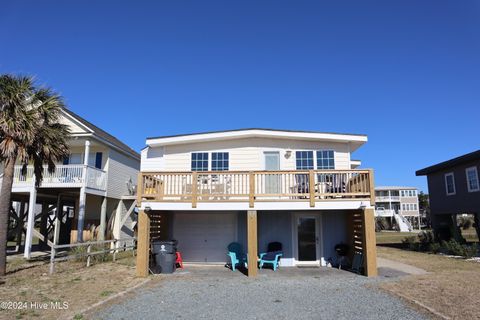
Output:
[{"xmin": 394, "ymin": 212, "xmax": 413, "ymax": 232}]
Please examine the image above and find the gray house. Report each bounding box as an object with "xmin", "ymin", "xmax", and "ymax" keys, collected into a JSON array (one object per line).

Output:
[{"xmin": 416, "ymin": 150, "xmax": 480, "ymax": 241}]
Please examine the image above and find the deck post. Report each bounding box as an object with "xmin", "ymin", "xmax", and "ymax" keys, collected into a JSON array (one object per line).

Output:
[
  {"xmin": 77, "ymin": 139, "xmax": 90, "ymax": 242},
  {"xmin": 39, "ymin": 202, "xmax": 49, "ymax": 248},
  {"xmin": 362, "ymin": 207, "xmax": 377, "ymax": 277},
  {"xmin": 98, "ymin": 196, "xmax": 107, "ymax": 240},
  {"xmin": 368, "ymin": 169, "xmax": 375, "ymax": 206},
  {"xmin": 249, "ymin": 172, "xmax": 255, "ymax": 208},
  {"xmin": 24, "ymin": 184, "xmax": 37, "ymax": 259},
  {"xmin": 136, "ymin": 209, "xmax": 151, "ymax": 277},
  {"xmin": 309, "ymin": 170, "xmax": 315, "ymax": 207},
  {"xmin": 247, "ymin": 210, "xmax": 258, "ymax": 277},
  {"xmin": 192, "ymin": 172, "xmax": 198, "ymax": 208}
]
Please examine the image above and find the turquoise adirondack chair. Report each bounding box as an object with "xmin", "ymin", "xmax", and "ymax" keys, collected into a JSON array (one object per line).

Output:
[
  {"xmin": 258, "ymin": 242, "xmax": 283, "ymax": 271},
  {"xmin": 227, "ymin": 242, "xmax": 247, "ymax": 271}
]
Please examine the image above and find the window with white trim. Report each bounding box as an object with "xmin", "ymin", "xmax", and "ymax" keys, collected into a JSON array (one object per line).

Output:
[
  {"xmin": 402, "ymin": 203, "xmax": 418, "ymax": 211},
  {"xmin": 191, "ymin": 152, "xmax": 209, "ymax": 171},
  {"xmin": 316, "ymin": 150, "xmax": 335, "ymax": 169},
  {"xmin": 444, "ymin": 172, "xmax": 456, "ymax": 196},
  {"xmin": 211, "ymin": 152, "xmax": 229, "ymax": 171},
  {"xmin": 296, "ymin": 151, "xmax": 314, "ymax": 170},
  {"xmin": 466, "ymin": 166, "xmax": 479, "ymax": 192}
]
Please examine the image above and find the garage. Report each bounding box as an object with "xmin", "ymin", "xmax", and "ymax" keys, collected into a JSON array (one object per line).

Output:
[{"xmin": 173, "ymin": 212, "xmax": 237, "ymax": 263}]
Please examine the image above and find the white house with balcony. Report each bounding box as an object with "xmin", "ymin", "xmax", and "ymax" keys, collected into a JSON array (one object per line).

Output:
[
  {"xmin": 136, "ymin": 129, "xmax": 378, "ymax": 278},
  {"xmin": 374, "ymin": 186, "xmax": 420, "ymax": 231},
  {"xmin": 1, "ymin": 108, "xmax": 140, "ymax": 258}
]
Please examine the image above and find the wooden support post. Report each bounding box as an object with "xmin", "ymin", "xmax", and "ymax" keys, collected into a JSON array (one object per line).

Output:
[
  {"xmin": 309, "ymin": 170, "xmax": 315, "ymax": 208},
  {"xmin": 136, "ymin": 209, "xmax": 151, "ymax": 277},
  {"xmin": 368, "ymin": 169, "xmax": 375, "ymax": 206},
  {"xmin": 137, "ymin": 172, "xmax": 143, "ymax": 205},
  {"xmin": 39, "ymin": 202, "xmax": 49, "ymax": 248},
  {"xmin": 192, "ymin": 172, "xmax": 198, "ymax": 208},
  {"xmin": 249, "ymin": 172, "xmax": 255, "ymax": 208},
  {"xmin": 362, "ymin": 208, "xmax": 377, "ymax": 277},
  {"xmin": 86, "ymin": 244, "xmax": 92, "ymax": 267},
  {"xmin": 15, "ymin": 202, "xmax": 26, "ymax": 252},
  {"xmin": 247, "ymin": 210, "xmax": 258, "ymax": 277}
]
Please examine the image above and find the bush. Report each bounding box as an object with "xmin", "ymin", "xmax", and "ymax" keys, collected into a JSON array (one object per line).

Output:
[
  {"xmin": 402, "ymin": 236, "xmax": 418, "ymax": 251},
  {"xmin": 441, "ymin": 240, "xmax": 479, "ymax": 258},
  {"xmin": 418, "ymin": 231, "xmax": 435, "ymax": 251},
  {"xmin": 428, "ymin": 242, "xmax": 442, "ymax": 253}
]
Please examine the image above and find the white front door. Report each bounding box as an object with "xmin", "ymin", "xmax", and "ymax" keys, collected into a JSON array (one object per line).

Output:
[
  {"xmin": 173, "ymin": 212, "xmax": 237, "ymax": 263},
  {"xmin": 294, "ymin": 214, "xmax": 322, "ymax": 265},
  {"xmin": 264, "ymin": 152, "xmax": 280, "ymax": 193}
]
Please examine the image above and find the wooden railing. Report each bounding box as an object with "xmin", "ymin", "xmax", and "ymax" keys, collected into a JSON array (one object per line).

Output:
[
  {"xmin": 13, "ymin": 165, "xmax": 107, "ymax": 190},
  {"xmin": 138, "ymin": 169, "xmax": 374, "ymax": 207}
]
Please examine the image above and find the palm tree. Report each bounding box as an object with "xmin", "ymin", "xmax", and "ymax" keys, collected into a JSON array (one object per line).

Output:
[{"xmin": 0, "ymin": 75, "xmax": 70, "ymax": 276}]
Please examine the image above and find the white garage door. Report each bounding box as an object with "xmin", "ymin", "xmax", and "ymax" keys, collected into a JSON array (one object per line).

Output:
[{"xmin": 173, "ymin": 212, "xmax": 237, "ymax": 263}]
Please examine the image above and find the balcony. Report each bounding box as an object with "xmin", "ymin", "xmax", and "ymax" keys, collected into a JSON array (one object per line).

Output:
[
  {"xmin": 375, "ymin": 196, "xmax": 400, "ymax": 202},
  {"xmin": 12, "ymin": 165, "xmax": 107, "ymax": 191},
  {"xmin": 138, "ymin": 169, "xmax": 374, "ymax": 208}
]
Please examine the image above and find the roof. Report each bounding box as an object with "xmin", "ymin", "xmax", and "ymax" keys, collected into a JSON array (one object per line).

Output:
[
  {"xmin": 147, "ymin": 128, "xmax": 367, "ymax": 140},
  {"xmin": 146, "ymin": 128, "xmax": 368, "ymax": 151},
  {"xmin": 416, "ymin": 150, "xmax": 480, "ymax": 176},
  {"xmin": 62, "ymin": 108, "xmax": 140, "ymax": 159},
  {"xmin": 375, "ymin": 186, "xmax": 418, "ymax": 191}
]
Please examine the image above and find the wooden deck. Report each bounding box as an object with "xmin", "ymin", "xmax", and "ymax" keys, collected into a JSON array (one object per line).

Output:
[{"xmin": 137, "ymin": 169, "xmax": 375, "ymax": 207}]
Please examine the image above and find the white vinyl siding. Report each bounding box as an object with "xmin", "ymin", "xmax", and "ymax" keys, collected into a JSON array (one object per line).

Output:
[
  {"xmin": 106, "ymin": 149, "xmax": 140, "ymax": 199},
  {"xmin": 143, "ymin": 138, "xmax": 352, "ymax": 172},
  {"xmin": 466, "ymin": 167, "xmax": 479, "ymax": 192}
]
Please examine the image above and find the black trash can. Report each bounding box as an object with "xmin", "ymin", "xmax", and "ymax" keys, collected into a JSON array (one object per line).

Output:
[{"xmin": 152, "ymin": 240, "xmax": 178, "ymax": 274}]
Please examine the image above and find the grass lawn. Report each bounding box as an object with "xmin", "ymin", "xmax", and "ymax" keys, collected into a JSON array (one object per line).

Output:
[
  {"xmin": 376, "ymin": 231, "xmax": 420, "ymax": 245},
  {"xmin": 376, "ymin": 231, "xmax": 480, "ymax": 320},
  {"xmin": 0, "ymin": 253, "xmax": 146, "ymax": 320}
]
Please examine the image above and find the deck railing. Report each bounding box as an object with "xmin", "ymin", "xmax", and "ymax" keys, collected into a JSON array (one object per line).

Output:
[
  {"xmin": 13, "ymin": 165, "xmax": 107, "ymax": 191},
  {"xmin": 138, "ymin": 169, "xmax": 374, "ymax": 207}
]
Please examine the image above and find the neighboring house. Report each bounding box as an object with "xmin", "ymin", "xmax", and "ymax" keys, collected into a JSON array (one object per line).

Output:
[
  {"xmin": 1, "ymin": 108, "xmax": 140, "ymax": 258},
  {"xmin": 416, "ymin": 150, "xmax": 480, "ymax": 241},
  {"xmin": 136, "ymin": 129, "xmax": 377, "ymax": 277},
  {"xmin": 374, "ymin": 186, "xmax": 420, "ymax": 232}
]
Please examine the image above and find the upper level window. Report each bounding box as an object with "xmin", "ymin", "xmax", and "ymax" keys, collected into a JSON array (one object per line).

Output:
[
  {"xmin": 317, "ymin": 150, "xmax": 335, "ymax": 169},
  {"xmin": 211, "ymin": 152, "xmax": 229, "ymax": 171},
  {"xmin": 444, "ymin": 172, "xmax": 456, "ymax": 196},
  {"xmin": 466, "ymin": 166, "xmax": 479, "ymax": 192},
  {"xmin": 191, "ymin": 153, "xmax": 208, "ymax": 171},
  {"xmin": 296, "ymin": 151, "xmax": 314, "ymax": 170}
]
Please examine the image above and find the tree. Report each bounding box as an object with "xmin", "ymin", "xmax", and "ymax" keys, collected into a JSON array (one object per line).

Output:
[{"xmin": 0, "ymin": 75, "xmax": 70, "ymax": 276}]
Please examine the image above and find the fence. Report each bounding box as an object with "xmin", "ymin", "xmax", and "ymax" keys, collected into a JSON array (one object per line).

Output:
[{"xmin": 49, "ymin": 238, "xmax": 136, "ymax": 274}]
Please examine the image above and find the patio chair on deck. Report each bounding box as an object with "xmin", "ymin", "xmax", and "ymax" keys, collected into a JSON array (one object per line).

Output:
[
  {"xmin": 294, "ymin": 174, "xmax": 309, "ymax": 199},
  {"xmin": 259, "ymin": 242, "xmax": 283, "ymax": 271},
  {"xmin": 227, "ymin": 242, "xmax": 247, "ymax": 271}
]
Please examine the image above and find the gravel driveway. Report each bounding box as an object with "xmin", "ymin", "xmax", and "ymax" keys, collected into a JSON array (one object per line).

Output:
[{"xmin": 94, "ymin": 266, "xmax": 426, "ymax": 320}]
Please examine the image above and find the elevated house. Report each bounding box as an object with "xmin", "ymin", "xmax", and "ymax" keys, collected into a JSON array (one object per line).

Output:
[
  {"xmin": 136, "ymin": 129, "xmax": 377, "ymax": 277},
  {"xmin": 1, "ymin": 108, "xmax": 140, "ymax": 258},
  {"xmin": 416, "ymin": 150, "xmax": 480, "ymax": 241},
  {"xmin": 375, "ymin": 186, "xmax": 420, "ymax": 231}
]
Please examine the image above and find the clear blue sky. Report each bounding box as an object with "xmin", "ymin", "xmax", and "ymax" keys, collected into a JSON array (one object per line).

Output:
[{"xmin": 1, "ymin": 1, "xmax": 479, "ymax": 192}]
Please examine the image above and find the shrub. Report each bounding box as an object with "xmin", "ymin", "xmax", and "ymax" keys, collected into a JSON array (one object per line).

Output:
[
  {"xmin": 441, "ymin": 240, "xmax": 479, "ymax": 258},
  {"xmin": 70, "ymin": 244, "xmax": 110, "ymax": 264},
  {"xmin": 417, "ymin": 231, "xmax": 435, "ymax": 251},
  {"xmin": 402, "ymin": 236, "xmax": 418, "ymax": 251},
  {"xmin": 429, "ymin": 242, "xmax": 442, "ymax": 253}
]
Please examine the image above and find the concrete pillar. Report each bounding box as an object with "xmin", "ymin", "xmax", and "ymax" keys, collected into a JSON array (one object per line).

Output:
[
  {"xmin": 98, "ymin": 196, "xmax": 107, "ymax": 240},
  {"xmin": 77, "ymin": 140, "xmax": 90, "ymax": 242},
  {"xmin": 24, "ymin": 186, "xmax": 37, "ymax": 259}
]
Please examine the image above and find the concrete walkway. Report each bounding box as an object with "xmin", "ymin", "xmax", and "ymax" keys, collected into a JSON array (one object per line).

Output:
[
  {"xmin": 377, "ymin": 257, "xmax": 428, "ymax": 277},
  {"xmin": 94, "ymin": 266, "xmax": 426, "ymax": 320}
]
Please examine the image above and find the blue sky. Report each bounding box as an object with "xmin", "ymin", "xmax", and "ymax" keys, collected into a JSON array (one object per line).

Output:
[{"xmin": 1, "ymin": 1, "xmax": 479, "ymax": 192}]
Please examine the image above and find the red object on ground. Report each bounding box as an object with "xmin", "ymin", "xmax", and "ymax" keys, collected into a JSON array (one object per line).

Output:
[{"xmin": 175, "ymin": 252, "xmax": 184, "ymax": 269}]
